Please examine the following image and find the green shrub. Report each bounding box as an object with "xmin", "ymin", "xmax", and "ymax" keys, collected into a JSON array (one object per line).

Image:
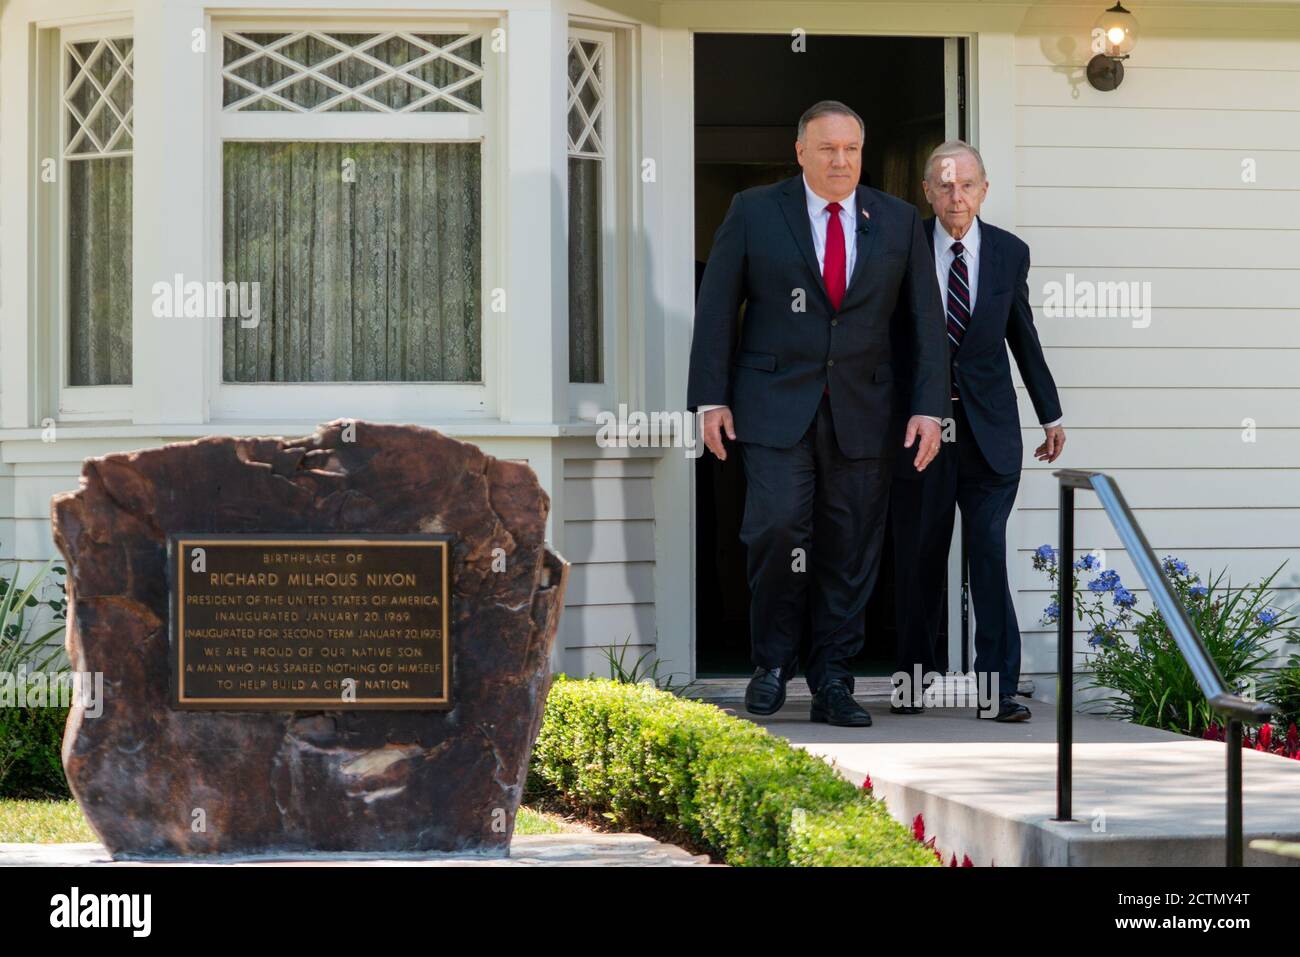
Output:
[
  {"xmin": 0, "ymin": 705, "xmax": 69, "ymax": 798},
  {"xmin": 0, "ymin": 559, "xmax": 71, "ymax": 799},
  {"xmin": 1264, "ymin": 656, "xmax": 1300, "ymax": 729},
  {"xmin": 527, "ymin": 676, "xmax": 939, "ymax": 867}
]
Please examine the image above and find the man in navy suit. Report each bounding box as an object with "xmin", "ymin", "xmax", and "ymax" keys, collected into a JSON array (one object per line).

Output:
[
  {"xmin": 687, "ymin": 101, "xmax": 949, "ymax": 726},
  {"xmin": 889, "ymin": 140, "xmax": 1065, "ymax": 722}
]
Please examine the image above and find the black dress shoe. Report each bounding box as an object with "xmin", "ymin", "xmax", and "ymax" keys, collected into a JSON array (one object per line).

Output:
[
  {"xmin": 744, "ymin": 666, "xmax": 791, "ymax": 716},
  {"xmin": 981, "ymin": 696, "xmax": 1031, "ymax": 722},
  {"xmin": 889, "ymin": 703, "xmax": 924, "ymax": 715},
  {"xmin": 810, "ymin": 680, "xmax": 872, "ymax": 727}
]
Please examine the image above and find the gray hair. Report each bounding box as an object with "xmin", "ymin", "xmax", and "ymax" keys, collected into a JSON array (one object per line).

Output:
[
  {"xmin": 797, "ymin": 100, "xmax": 865, "ymax": 142},
  {"xmin": 924, "ymin": 140, "xmax": 987, "ymax": 184}
]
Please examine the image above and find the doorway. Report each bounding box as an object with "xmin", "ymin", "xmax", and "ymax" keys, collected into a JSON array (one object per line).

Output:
[{"xmin": 692, "ymin": 32, "xmax": 968, "ymax": 677}]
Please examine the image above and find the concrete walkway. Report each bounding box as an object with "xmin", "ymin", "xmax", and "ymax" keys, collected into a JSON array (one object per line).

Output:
[
  {"xmin": 0, "ymin": 833, "xmax": 714, "ymax": 867},
  {"xmin": 728, "ymin": 693, "xmax": 1300, "ymax": 866}
]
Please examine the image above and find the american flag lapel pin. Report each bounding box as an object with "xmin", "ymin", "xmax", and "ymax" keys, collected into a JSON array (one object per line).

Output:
[{"xmin": 861, "ymin": 208, "xmax": 871, "ymax": 231}]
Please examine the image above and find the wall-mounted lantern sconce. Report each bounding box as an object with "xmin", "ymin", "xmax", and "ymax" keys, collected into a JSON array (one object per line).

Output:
[{"xmin": 1087, "ymin": 3, "xmax": 1139, "ymax": 91}]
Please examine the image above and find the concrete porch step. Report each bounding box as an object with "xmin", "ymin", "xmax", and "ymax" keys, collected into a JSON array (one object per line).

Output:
[
  {"xmin": 728, "ymin": 695, "xmax": 1300, "ymax": 867},
  {"xmin": 688, "ymin": 675, "xmax": 1036, "ymax": 703}
]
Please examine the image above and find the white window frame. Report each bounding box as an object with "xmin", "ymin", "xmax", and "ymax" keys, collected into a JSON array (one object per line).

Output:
[
  {"xmin": 206, "ymin": 16, "xmax": 500, "ymax": 422},
  {"xmin": 45, "ymin": 17, "xmax": 135, "ymax": 421},
  {"xmin": 566, "ymin": 24, "xmax": 622, "ymax": 421}
]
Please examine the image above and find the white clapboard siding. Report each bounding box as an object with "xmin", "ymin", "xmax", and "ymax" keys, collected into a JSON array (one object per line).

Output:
[
  {"xmin": 1010, "ymin": 10, "xmax": 1300, "ymax": 679},
  {"xmin": 560, "ymin": 456, "xmax": 661, "ymax": 676},
  {"xmin": 1028, "ymin": 268, "xmax": 1296, "ymax": 310},
  {"xmin": 13, "ymin": 475, "xmax": 82, "ymax": 520},
  {"xmin": 559, "ymin": 603, "xmax": 657, "ymax": 652},
  {"xmin": 564, "ymin": 519, "xmax": 656, "ymax": 563},
  {"xmin": 1016, "ymin": 33, "xmax": 1300, "ymax": 72},
  {"xmin": 563, "ymin": 645, "xmax": 667, "ymax": 682},
  {"xmin": 1031, "ymin": 309, "xmax": 1300, "ymax": 348},
  {"xmin": 1017, "ymin": 152, "xmax": 1300, "ymax": 194},
  {"xmin": 1015, "ymin": 66, "xmax": 1300, "ymax": 112},
  {"xmin": 562, "ymin": 476, "xmax": 655, "ymax": 520},
  {"xmin": 1017, "ymin": 430, "xmax": 1300, "ymax": 468},
  {"xmin": 1019, "ymin": 508, "xmax": 1300, "ymax": 551},
  {"xmin": 1012, "ymin": 548, "xmax": 1300, "ymax": 592},
  {"xmin": 1017, "ymin": 469, "xmax": 1300, "ymax": 509},
  {"xmin": 1019, "ymin": 186, "xmax": 1300, "ymax": 228},
  {"xmin": 1017, "ymin": 390, "xmax": 1300, "ymax": 429}
]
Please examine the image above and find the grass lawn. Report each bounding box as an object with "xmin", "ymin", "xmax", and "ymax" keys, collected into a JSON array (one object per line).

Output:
[{"xmin": 0, "ymin": 799, "xmax": 579, "ymax": 844}]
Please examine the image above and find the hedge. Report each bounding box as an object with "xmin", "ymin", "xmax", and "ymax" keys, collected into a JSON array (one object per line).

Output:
[
  {"xmin": 0, "ymin": 705, "xmax": 70, "ymax": 799},
  {"xmin": 526, "ymin": 676, "xmax": 940, "ymax": 867}
]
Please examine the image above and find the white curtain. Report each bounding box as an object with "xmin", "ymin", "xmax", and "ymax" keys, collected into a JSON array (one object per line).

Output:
[{"xmin": 222, "ymin": 140, "xmax": 481, "ymax": 383}]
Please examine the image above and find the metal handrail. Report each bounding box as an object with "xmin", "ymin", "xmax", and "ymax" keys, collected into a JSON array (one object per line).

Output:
[{"xmin": 1053, "ymin": 469, "xmax": 1277, "ymax": 867}]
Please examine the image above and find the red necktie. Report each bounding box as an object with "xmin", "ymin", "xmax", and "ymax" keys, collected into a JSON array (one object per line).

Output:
[
  {"xmin": 822, "ymin": 202, "xmax": 846, "ymax": 397},
  {"xmin": 823, "ymin": 201, "xmax": 846, "ymax": 311}
]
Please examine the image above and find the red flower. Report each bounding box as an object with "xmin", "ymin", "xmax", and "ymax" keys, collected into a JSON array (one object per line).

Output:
[
  {"xmin": 862, "ymin": 775, "xmax": 873, "ymax": 794},
  {"xmin": 912, "ymin": 813, "xmax": 926, "ymax": 843},
  {"xmin": 1258, "ymin": 723, "xmax": 1273, "ymax": 751},
  {"xmin": 961, "ymin": 855, "xmax": 974, "ymax": 867},
  {"xmin": 949, "ymin": 853, "xmax": 958, "ymax": 867},
  {"xmin": 1288, "ymin": 723, "xmax": 1298, "ymax": 757}
]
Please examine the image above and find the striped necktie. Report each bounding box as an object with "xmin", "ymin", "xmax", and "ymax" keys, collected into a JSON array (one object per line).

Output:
[{"xmin": 945, "ymin": 240, "xmax": 969, "ymax": 399}]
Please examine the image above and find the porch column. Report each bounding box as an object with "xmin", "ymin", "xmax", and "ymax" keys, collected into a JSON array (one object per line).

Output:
[
  {"xmin": 131, "ymin": 0, "xmax": 207, "ymax": 425},
  {"xmin": 502, "ymin": 3, "xmax": 568, "ymax": 424}
]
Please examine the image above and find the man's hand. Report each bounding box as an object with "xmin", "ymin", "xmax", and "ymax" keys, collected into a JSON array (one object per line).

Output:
[
  {"xmin": 1035, "ymin": 425, "xmax": 1066, "ymax": 463},
  {"xmin": 700, "ymin": 407, "xmax": 736, "ymax": 461},
  {"xmin": 904, "ymin": 415, "xmax": 942, "ymax": 472}
]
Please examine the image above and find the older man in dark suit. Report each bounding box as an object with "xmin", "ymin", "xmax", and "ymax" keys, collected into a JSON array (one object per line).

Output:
[
  {"xmin": 889, "ymin": 140, "xmax": 1066, "ymax": 722},
  {"xmin": 687, "ymin": 101, "xmax": 949, "ymax": 726}
]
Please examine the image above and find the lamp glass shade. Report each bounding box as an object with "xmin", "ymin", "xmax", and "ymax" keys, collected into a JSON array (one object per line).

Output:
[{"xmin": 1094, "ymin": 4, "xmax": 1139, "ymax": 57}]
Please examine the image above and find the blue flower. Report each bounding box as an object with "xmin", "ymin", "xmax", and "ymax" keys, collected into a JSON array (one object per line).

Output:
[
  {"xmin": 1089, "ymin": 569, "xmax": 1121, "ymax": 593},
  {"xmin": 1041, "ymin": 600, "xmax": 1061, "ymax": 624},
  {"xmin": 1189, "ymin": 584, "xmax": 1208, "ymax": 598},
  {"xmin": 1087, "ymin": 624, "xmax": 1118, "ymax": 648},
  {"xmin": 1257, "ymin": 609, "xmax": 1281, "ymax": 627},
  {"xmin": 1035, "ymin": 544, "xmax": 1056, "ymax": 562},
  {"xmin": 1161, "ymin": 556, "xmax": 1189, "ymax": 577},
  {"xmin": 1113, "ymin": 586, "xmax": 1137, "ymax": 609},
  {"xmin": 1073, "ymin": 553, "xmax": 1100, "ymax": 572}
]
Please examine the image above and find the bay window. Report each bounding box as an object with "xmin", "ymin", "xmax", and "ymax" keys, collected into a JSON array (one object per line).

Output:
[{"xmin": 214, "ymin": 24, "xmax": 493, "ymax": 416}]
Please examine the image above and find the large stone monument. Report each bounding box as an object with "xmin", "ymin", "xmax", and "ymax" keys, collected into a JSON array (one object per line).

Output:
[{"xmin": 50, "ymin": 420, "xmax": 568, "ymax": 859}]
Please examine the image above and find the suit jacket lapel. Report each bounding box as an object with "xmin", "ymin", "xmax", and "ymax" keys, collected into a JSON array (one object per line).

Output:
[
  {"xmin": 842, "ymin": 185, "xmax": 878, "ymax": 302},
  {"xmin": 778, "ymin": 177, "xmax": 828, "ymax": 306},
  {"xmin": 962, "ymin": 218, "xmax": 997, "ymax": 353}
]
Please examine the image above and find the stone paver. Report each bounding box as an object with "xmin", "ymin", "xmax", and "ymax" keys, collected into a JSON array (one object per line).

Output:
[{"xmin": 0, "ymin": 834, "xmax": 714, "ymax": 867}]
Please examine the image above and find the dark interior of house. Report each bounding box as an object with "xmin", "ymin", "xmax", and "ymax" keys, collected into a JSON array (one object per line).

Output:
[{"xmin": 692, "ymin": 32, "xmax": 957, "ymax": 677}]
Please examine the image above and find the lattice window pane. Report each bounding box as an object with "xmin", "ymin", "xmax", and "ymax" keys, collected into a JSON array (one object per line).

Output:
[
  {"xmin": 64, "ymin": 37, "xmax": 134, "ymax": 157},
  {"xmin": 566, "ymin": 38, "xmax": 604, "ymax": 159},
  {"xmin": 222, "ymin": 31, "xmax": 484, "ymax": 114}
]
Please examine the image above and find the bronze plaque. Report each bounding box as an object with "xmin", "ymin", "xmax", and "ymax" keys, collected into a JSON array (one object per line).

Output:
[{"xmin": 169, "ymin": 534, "xmax": 452, "ymax": 710}]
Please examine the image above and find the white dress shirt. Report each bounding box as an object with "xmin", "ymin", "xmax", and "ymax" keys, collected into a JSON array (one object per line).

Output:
[
  {"xmin": 803, "ymin": 175, "xmax": 857, "ymax": 278},
  {"xmin": 934, "ymin": 217, "xmax": 1062, "ymax": 428}
]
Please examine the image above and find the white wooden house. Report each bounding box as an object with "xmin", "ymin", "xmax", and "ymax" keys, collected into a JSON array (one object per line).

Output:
[{"xmin": 2, "ymin": 0, "xmax": 1298, "ymax": 689}]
